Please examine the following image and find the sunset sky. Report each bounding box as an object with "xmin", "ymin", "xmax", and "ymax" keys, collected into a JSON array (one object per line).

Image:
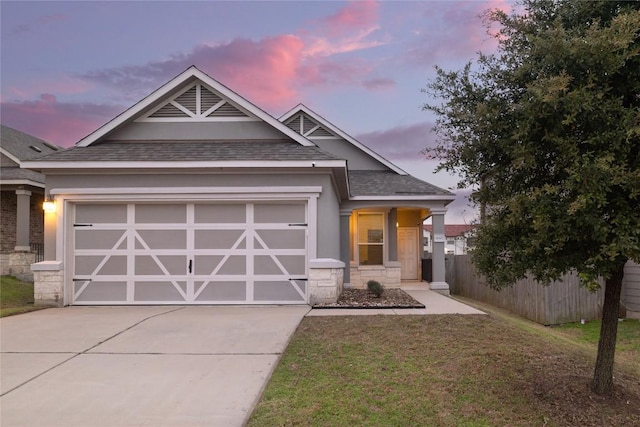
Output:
[{"xmin": 1, "ymin": 0, "xmax": 511, "ymax": 223}]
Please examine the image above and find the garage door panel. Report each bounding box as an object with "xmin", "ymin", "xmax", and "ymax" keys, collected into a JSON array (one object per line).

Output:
[
  {"xmin": 75, "ymin": 281, "xmax": 127, "ymax": 302},
  {"xmin": 135, "ymin": 204, "xmax": 186, "ymax": 223},
  {"xmin": 254, "ymin": 203, "xmax": 305, "ymax": 223},
  {"xmin": 254, "ymin": 281, "xmax": 306, "ymax": 302},
  {"xmin": 134, "ymin": 281, "xmax": 187, "ymax": 302},
  {"xmin": 76, "ymin": 230, "xmax": 126, "ymax": 250},
  {"xmin": 256, "ymin": 230, "xmax": 305, "ymax": 249},
  {"xmin": 76, "ymin": 204, "xmax": 127, "ymax": 224},
  {"xmin": 136, "ymin": 230, "xmax": 186, "ymax": 249},
  {"xmin": 195, "ymin": 230, "xmax": 245, "ymax": 249},
  {"xmin": 195, "ymin": 281, "xmax": 246, "ymax": 301},
  {"xmin": 217, "ymin": 256, "xmax": 247, "ymax": 275},
  {"xmin": 194, "ymin": 204, "xmax": 246, "ymax": 223},
  {"xmin": 135, "ymin": 255, "xmax": 187, "ymax": 275},
  {"xmin": 194, "ymin": 255, "xmax": 224, "ymax": 275}
]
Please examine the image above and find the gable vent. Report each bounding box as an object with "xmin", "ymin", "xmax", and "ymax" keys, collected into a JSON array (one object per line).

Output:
[
  {"xmin": 286, "ymin": 115, "xmax": 302, "ymax": 133},
  {"xmin": 150, "ymin": 103, "xmax": 190, "ymax": 118},
  {"xmin": 208, "ymin": 102, "xmax": 246, "ymax": 117},
  {"xmin": 175, "ymin": 86, "xmax": 197, "ymax": 114},
  {"xmin": 309, "ymin": 127, "xmax": 334, "ymax": 137},
  {"xmin": 201, "ymin": 88, "xmax": 222, "ymax": 111},
  {"xmin": 303, "ymin": 116, "xmax": 317, "ymax": 134},
  {"xmin": 142, "ymin": 83, "xmax": 252, "ymax": 121}
]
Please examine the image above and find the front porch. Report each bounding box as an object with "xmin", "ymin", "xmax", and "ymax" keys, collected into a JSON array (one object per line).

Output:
[{"xmin": 339, "ymin": 206, "xmax": 450, "ymax": 294}]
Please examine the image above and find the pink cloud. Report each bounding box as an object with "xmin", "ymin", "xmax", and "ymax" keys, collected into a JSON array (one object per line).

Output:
[
  {"xmin": 314, "ymin": 0, "xmax": 380, "ymax": 38},
  {"xmin": 79, "ymin": 35, "xmax": 305, "ymax": 111},
  {"xmin": 0, "ymin": 94, "xmax": 123, "ymax": 147},
  {"xmin": 356, "ymin": 121, "xmax": 436, "ymax": 160}
]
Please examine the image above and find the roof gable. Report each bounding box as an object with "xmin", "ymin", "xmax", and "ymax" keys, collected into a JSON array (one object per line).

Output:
[
  {"xmin": 280, "ymin": 104, "xmax": 406, "ymax": 175},
  {"xmin": 76, "ymin": 66, "xmax": 315, "ymax": 147},
  {"xmin": 140, "ymin": 81, "xmax": 253, "ymax": 121}
]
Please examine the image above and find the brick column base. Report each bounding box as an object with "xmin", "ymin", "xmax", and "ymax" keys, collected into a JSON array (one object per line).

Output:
[
  {"xmin": 32, "ymin": 261, "xmax": 64, "ymax": 306},
  {"xmin": 308, "ymin": 258, "xmax": 345, "ymax": 305}
]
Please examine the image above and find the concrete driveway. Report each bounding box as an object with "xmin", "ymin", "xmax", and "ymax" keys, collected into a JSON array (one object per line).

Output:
[{"xmin": 0, "ymin": 305, "xmax": 309, "ymax": 427}]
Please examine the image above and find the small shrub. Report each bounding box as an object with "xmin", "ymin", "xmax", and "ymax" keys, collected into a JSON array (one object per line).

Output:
[{"xmin": 367, "ymin": 280, "xmax": 384, "ymax": 298}]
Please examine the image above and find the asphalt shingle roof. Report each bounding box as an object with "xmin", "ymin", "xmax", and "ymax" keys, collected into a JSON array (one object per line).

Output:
[
  {"xmin": 31, "ymin": 140, "xmax": 343, "ymax": 162},
  {"xmin": 348, "ymin": 170, "xmax": 453, "ymax": 197},
  {"xmin": 1, "ymin": 125, "xmax": 61, "ymax": 160}
]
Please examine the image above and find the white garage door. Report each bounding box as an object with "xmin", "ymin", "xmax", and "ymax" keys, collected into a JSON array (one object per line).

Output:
[{"xmin": 72, "ymin": 202, "xmax": 308, "ymax": 305}]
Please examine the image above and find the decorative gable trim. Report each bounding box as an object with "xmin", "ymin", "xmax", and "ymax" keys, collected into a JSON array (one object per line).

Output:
[
  {"xmin": 76, "ymin": 66, "xmax": 316, "ymax": 147},
  {"xmin": 138, "ymin": 82, "xmax": 256, "ymax": 122},
  {"xmin": 280, "ymin": 104, "xmax": 407, "ymax": 175},
  {"xmin": 284, "ymin": 113, "xmax": 337, "ymax": 138}
]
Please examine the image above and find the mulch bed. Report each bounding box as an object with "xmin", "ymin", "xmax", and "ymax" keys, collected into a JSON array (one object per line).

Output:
[{"xmin": 312, "ymin": 288, "xmax": 425, "ymax": 309}]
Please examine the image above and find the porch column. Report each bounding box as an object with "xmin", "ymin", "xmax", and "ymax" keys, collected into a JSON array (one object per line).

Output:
[
  {"xmin": 387, "ymin": 208, "xmax": 398, "ymax": 262},
  {"xmin": 430, "ymin": 209, "xmax": 450, "ymax": 294},
  {"xmin": 339, "ymin": 209, "xmax": 352, "ymax": 284},
  {"xmin": 14, "ymin": 189, "xmax": 31, "ymax": 251}
]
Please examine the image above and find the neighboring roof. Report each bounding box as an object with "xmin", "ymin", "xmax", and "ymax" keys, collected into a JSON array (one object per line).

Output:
[
  {"xmin": 423, "ymin": 224, "xmax": 475, "ymax": 237},
  {"xmin": 28, "ymin": 140, "xmax": 342, "ymax": 162},
  {"xmin": 280, "ymin": 104, "xmax": 407, "ymax": 175},
  {"xmin": 349, "ymin": 170, "xmax": 454, "ymax": 198},
  {"xmin": 1, "ymin": 125, "xmax": 61, "ymax": 162},
  {"xmin": 0, "ymin": 125, "xmax": 60, "ymax": 187},
  {"xmin": 75, "ymin": 66, "xmax": 316, "ymax": 148},
  {"xmin": 0, "ymin": 164, "xmax": 47, "ymax": 184}
]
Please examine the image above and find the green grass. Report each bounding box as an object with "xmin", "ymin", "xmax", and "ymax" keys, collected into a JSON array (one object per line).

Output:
[
  {"xmin": 555, "ymin": 318, "xmax": 640, "ymax": 363},
  {"xmin": 0, "ymin": 275, "xmax": 47, "ymax": 317},
  {"xmin": 248, "ymin": 314, "xmax": 640, "ymax": 427}
]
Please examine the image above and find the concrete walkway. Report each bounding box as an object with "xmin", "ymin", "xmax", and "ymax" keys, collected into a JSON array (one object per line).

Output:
[
  {"xmin": 307, "ymin": 282, "xmax": 485, "ymax": 316},
  {"xmin": 0, "ymin": 306, "xmax": 308, "ymax": 427},
  {"xmin": 1, "ymin": 286, "xmax": 482, "ymax": 427}
]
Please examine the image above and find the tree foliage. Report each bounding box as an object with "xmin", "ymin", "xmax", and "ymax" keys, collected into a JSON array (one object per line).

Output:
[{"xmin": 424, "ymin": 0, "xmax": 640, "ymax": 394}]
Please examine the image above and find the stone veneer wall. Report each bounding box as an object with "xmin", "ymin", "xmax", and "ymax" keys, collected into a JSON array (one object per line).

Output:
[
  {"xmin": 32, "ymin": 261, "xmax": 64, "ymax": 306},
  {"xmin": 349, "ymin": 261, "xmax": 401, "ymax": 289},
  {"xmin": 308, "ymin": 258, "xmax": 345, "ymax": 305}
]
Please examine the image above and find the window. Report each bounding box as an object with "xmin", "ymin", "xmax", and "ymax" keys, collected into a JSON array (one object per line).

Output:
[{"xmin": 358, "ymin": 213, "xmax": 384, "ymax": 265}]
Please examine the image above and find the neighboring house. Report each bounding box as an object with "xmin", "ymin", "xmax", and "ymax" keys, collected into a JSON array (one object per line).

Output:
[
  {"xmin": 24, "ymin": 66, "xmax": 455, "ymax": 306},
  {"xmin": 423, "ymin": 224, "xmax": 475, "ymax": 255},
  {"xmin": 0, "ymin": 125, "xmax": 60, "ymax": 281}
]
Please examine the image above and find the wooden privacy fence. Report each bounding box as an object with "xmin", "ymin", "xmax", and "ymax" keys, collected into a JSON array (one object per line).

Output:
[{"xmin": 447, "ymin": 255, "xmax": 604, "ymax": 325}]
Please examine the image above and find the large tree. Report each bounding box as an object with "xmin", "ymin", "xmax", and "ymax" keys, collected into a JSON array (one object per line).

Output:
[{"xmin": 424, "ymin": 0, "xmax": 640, "ymax": 395}]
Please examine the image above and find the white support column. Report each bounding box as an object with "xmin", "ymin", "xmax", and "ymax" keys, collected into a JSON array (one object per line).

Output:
[
  {"xmin": 339, "ymin": 209, "xmax": 352, "ymax": 284},
  {"xmin": 430, "ymin": 209, "xmax": 449, "ymax": 294},
  {"xmin": 14, "ymin": 189, "xmax": 32, "ymax": 251},
  {"xmin": 387, "ymin": 208, "xmax": 398, "ymax": 262}
]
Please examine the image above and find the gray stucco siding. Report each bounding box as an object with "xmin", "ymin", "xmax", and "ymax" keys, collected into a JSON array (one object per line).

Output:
[
  {"xmin": 107, "ymin": 121, "xmax": 289, "ymax": 141},
  {"xmin": 312, "ymin": 138, "xmax": 388, "ymax": 171},
  {"xmin": 46, "ymin": 171, "xmax": 341, "ymax": 260}
]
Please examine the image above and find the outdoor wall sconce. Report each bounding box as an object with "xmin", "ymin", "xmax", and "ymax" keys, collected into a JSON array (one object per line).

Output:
[{"xmin": 43, "ymin": 195, "xmax": 56, "ymax": 213}]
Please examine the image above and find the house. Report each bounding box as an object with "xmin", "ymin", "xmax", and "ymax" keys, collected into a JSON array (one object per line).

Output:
[
  {"xmin": 423, "ymin": 224, "xmax": 475, "ymax": 255},
  {"xmin": 24, "ymin": 66, "xmax": 455, "ymax": 306},
  {"xmin": 0, "ymin": 125, "xmax": 60, "ymax": 281}
]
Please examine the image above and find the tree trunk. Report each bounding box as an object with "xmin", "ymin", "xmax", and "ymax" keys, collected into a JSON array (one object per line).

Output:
[{"xmin": 591, "ymin": 260, "xmax": 626, "ymax": 395}]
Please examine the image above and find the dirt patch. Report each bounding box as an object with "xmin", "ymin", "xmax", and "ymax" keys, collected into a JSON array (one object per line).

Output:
[{"xmin": 312, "ymin": 288, "xmax": 424, "ymax": 309}]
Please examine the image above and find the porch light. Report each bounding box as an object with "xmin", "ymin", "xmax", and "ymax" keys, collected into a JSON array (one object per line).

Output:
[{"xmin": 43, "ymin": 195, "xmax": 56, "ymax": 213}]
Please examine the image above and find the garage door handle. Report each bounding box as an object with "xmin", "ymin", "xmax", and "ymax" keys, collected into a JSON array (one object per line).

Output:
[
  {"xmin": 188, "ymin": 259, "xmax": 192, "ymax": 273},
  {"xmin": 289, "ymin": 278, "xmax": 308, "ymax": 281}
]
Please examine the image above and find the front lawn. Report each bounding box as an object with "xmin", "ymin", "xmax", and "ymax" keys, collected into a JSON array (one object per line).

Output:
[
  {"xmin": 248, "ymin": 314, "xmax": 640, "ymax": 426},
  {"xmin": 0, "ymin": 275, "xmax": 46, "ymax": 317}
]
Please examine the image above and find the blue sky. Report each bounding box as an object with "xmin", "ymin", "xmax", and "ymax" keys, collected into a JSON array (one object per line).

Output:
[{"xmin": 1, "ymin": 0, "xmax": 511, "ymax": 223}]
